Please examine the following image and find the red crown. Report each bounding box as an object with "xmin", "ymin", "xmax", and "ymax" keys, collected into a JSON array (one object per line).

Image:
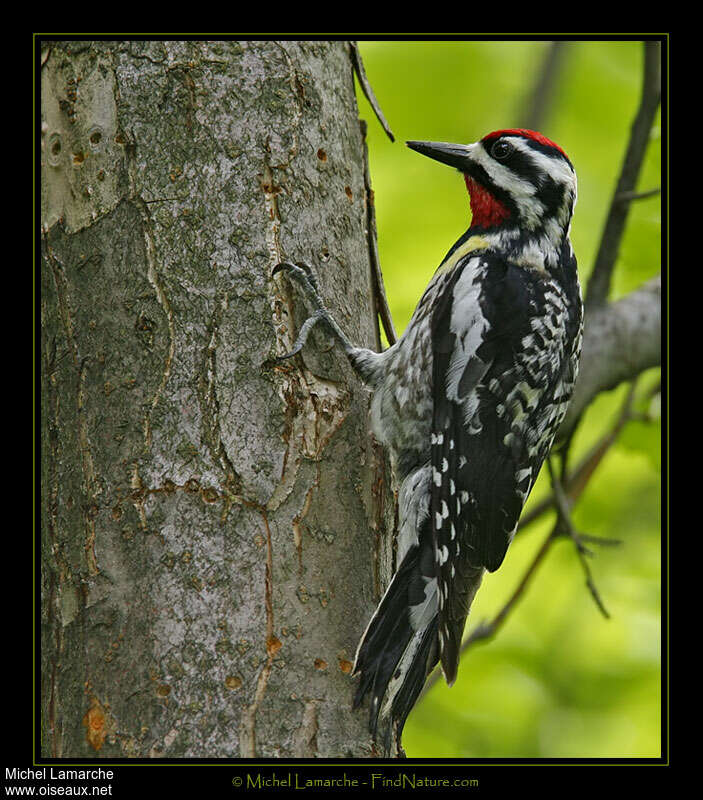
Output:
[{"xmin": 482, "ymin": 128, "xmax": 569, "ymax": 160}]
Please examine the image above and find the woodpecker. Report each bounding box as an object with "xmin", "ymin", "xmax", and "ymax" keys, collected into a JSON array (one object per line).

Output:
[{"xmin": 272, "ymin": 128, "xmax": 583, "ymax": 754}]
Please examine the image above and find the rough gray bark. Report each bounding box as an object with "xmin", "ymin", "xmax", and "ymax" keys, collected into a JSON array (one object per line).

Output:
[{"xmin": 41, "ymin": 40, "xmax": 395, "ymax": 759}]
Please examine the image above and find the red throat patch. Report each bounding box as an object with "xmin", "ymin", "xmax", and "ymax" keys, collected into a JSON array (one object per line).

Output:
[{"xmin": 464, "ymin": 176, "xmax": 511, "ymax": 228}]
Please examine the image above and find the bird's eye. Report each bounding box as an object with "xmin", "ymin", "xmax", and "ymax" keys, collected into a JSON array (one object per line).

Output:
[{"xmin": 491, "ymin": 140, "xmax": 513, "ymax": 160}]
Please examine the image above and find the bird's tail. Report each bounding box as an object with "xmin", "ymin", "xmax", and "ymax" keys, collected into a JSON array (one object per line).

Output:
[{"xmin": 352, "ymin": 542, "xmax": 441, "ymax": 754}]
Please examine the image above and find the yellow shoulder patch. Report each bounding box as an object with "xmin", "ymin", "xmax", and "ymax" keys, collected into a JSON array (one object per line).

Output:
[{"xmin": 438, "ymin": 235, "xmax": 491, "ymax": 274}]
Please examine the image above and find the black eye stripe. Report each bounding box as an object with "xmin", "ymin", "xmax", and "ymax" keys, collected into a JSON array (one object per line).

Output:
[
  {"xmin": 484, "ymin": 140, "xmax": 555, "ymax": 184},
  {"xmin": 489, "ymin": 135, "xmax": 575, "ymax": 171}
]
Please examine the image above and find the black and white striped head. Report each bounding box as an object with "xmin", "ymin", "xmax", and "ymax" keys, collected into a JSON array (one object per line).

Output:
[{"xmin": 407, "ymin": 129, "xmax": 577, "ymax": 236}]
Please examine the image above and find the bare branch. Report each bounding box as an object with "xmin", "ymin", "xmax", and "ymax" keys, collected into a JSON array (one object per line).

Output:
[
  {"xmin": 560, "ymin": 275, "xmax": 661, "ymax": 438},
  {"xmin": 350, "ymin": 42, "xmax": 395, "ymax": 143},
  {"xmin": 586, "ymin": 41, "xmax": 661, "ymax": 308}
]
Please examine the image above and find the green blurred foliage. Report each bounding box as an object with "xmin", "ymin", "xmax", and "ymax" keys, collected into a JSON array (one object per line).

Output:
[{"xmin": 355, "ymin": 39, "xmax": 662, "ymax": 759}]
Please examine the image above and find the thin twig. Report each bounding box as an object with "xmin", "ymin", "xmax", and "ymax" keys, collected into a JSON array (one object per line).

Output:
[
  {"xmin": 350, "ymin": 42, "xmax": 395, "ymax": 143},
  {"xmin": 548, "ymin": 460, "xmax": 610, "ymax": 619},
  {"xmin": 360, "ymin": 120, "xmax": 397, "ymax": 347},
  {"xmin": 615, "ymin": 187, "xmax": 661, "ymax": 203},
  {"xmin": 578, "ymin": 533, "xmax": 622, "ymax": 548},
  {"xmin": 586, "ymin": 41, "xmax": 661, "ymax": 309}
]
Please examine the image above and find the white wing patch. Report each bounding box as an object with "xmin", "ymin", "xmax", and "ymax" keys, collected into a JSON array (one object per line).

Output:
[{"xmin": 445, "ymin": 258, "xmax": 489, "ymax": 406}]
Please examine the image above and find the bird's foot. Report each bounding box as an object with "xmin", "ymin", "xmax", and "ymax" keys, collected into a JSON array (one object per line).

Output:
[{"xmin": 272, "ymin": 261, "xmax": 336, "ymax": 362}]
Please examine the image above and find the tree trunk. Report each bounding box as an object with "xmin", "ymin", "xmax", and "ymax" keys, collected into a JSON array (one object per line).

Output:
[{"xmin": 41, "ymin": 40, "xmax": 395, "ymax": 759}]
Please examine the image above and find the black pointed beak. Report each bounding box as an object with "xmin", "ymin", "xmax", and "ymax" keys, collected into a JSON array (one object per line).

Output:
[{"xmin": 406, "ymin": 140, "xmax": 474, "ymax": 172}]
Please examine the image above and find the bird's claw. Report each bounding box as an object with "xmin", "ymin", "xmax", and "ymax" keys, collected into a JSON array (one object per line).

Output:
[
  {"xmin": 271, "ymin": 350, "xmax": 300, "ymax": 365},
  {"xmin": 272, "ymin": 261, "xmax": 321, "ymax": 296},
  {"xmin": 271, "ymin": 260, "xmax": 295, "ymax": 278}
]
